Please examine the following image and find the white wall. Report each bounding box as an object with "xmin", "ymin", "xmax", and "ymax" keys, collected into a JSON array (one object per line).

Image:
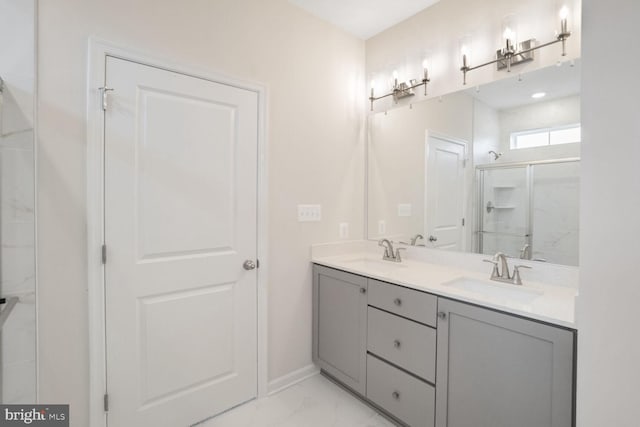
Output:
[
  {"xmin": 37, "ymin": 0, "xmax": 364, "ymax": 425},
  {"xmin": 0, "ymin": 0, "xmax": 36, "ymax": 404},
  {"xmin": 497, "ymin": 95, "xmax": 581, "ymax": 163},
  {"xmin": 472, "ymin": 99, "xmax": 501, "ymax": 165},
  {"xmin": 366, "ymin": 0, "xmax": 582, "ymax": 113},
  {"xmin": 368, "ymin": 91, "xmax": 473, "ymax": 242},
  {"xmin": 577, "ymin": 0, "xmax": 640, "ymax": 425}
]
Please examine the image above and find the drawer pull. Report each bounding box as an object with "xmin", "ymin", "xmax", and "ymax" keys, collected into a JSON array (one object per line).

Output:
[
  {"xmin": 360, "ymin": 287, "xmax": 367, "ymax": 294},
  {"xmin": 393, "ymin": 298, "xmax": 402, "ymax": 306},
  {"xmin": 437, "ymin": 311, "xmax": 447, "ymax": 320},
  {"xmin": 392, "ymin": 391, "xmax": 401, "ymax": 400},
  {"xmin": 393, "ymin": 339, "xmax": 401, "ymax": 349}
]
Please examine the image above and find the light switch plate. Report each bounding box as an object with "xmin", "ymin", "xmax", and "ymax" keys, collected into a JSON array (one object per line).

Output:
[
  {"xmin": 378, "ymin": 220, "xmax": 386, "ymax": 235},
  {"xmin": 298, "ymin": 204, "xmax": 322, "ymax": 222},
  {"xmin": 398, "ymin": 203, "xmax": 412, "ymax": 217}
]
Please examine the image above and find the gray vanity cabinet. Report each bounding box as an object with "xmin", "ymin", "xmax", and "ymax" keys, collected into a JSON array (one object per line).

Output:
[
  {"xmin": 312, "ymin": 265, "xmax": 368, "ymax": 395},
  {"xmin": 435, "ymin": 298, "xmax": 575, "ymax": 427}
]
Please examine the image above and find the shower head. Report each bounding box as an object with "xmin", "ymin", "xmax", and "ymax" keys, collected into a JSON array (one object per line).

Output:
[{"xmin": 488, "ymin": 150, "xmax": 503, "ymax": 160}]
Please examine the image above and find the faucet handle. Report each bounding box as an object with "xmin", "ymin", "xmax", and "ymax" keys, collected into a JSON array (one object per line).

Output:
[
  {"xmin": 512, "ymin": 265, "xmax": 532, "ymax": 285},
  {"xmin": 394, "ymin": 247, "xmax": 406, "ymax": 262},
  {"xmin": 483, "ymin": 259, "xmax": 499, "ymax": 278}
]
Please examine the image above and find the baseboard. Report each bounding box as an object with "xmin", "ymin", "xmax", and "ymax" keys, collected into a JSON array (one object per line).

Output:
[{"xmin": 267, "ymin": 364, "xmax": 320, "ymax": 395}]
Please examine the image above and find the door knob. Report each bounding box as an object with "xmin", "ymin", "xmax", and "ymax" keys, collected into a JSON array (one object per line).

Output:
[
  {"xmin": 429, "ymin": 235, "xmax": 438, "ymax": 242},
  {"xmin": 243, "ymin": 260, "xmax": 256, "ymax": 270}
]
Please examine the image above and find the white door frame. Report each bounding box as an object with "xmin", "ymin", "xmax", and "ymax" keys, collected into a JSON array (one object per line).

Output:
[
  {"xmin": 424, "ymin": 130, "xmax": 468, "ymax": 250},
  {"xmin": 86, "ymin": 38, "xmax": 269, "ymax": 427}
]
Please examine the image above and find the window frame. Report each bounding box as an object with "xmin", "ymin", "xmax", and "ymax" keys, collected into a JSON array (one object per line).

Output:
[{"xmin": 510, "ymin": 123, "xmax": 581, "ymax": 150}]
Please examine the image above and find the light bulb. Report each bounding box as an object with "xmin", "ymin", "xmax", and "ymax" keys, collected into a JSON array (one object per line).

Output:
[
  {"xmin": 392, "ymin": 70, "xmax": 399, "ymax": 80},
  {"xmin": 559, "ymin": 5, "xmax": 569, "ymax": 37},
  {"xmin": 370, "ymin": 79, "xmax": 376, "ymax": 90},
  {"xmin": 422, "ymin": 59, "xmax": 428, "ymax": 69},
  {"xmin": 501, "ymin": 14, "xmax": 518, "ymax": 49},
  {"xmin": 559, "ymin": 6, "xmax": 569, "ymax": 20},
  {"xmin": 503, "ymin": 27, "xmax": 516, "ymax": 44}
]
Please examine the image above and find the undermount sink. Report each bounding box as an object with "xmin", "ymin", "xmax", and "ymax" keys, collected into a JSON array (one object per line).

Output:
[{"xmin": 443, "ymin": 277, "xmax": 543, "ymax": 304}]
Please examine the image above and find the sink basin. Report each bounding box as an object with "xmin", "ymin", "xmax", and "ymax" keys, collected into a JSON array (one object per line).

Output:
[
  {"xmin": 443, "ymin": 277, "xmax": 543, "ymax": 304},
  {"xmin": 340, "ymin": 257, "xmax": 407, "ymax": 275}
]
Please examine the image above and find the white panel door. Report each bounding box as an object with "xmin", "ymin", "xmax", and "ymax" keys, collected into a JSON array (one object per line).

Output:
[
  {"xmin": 425, "ymin": 135, "xmax": 466, "ymax": 251},
  {"xmin": 104, "ymin": 56, "xmax": 258, "ymax": 427}
]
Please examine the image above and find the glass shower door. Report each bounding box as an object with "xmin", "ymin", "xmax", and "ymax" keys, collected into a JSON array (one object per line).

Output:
[
  {"xmin": 531, "ymin": 162, "xmax": 580, "ymax": 266},
  {"xmin": 478, "ymin": 166, "xmax": 530, "ymax": 258}
]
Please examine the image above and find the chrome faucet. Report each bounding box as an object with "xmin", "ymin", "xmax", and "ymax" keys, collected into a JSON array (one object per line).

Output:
[
  {"xmin": 378, "ymin": 239, "xmax": 405, "ymax": 263},
  {"xmin": 519, "ymin": 244, "xmax": 531, "ymax": 259},
  {"xmin": 483, "ymin": 252, "xmax": 531, "ymax": 286}
]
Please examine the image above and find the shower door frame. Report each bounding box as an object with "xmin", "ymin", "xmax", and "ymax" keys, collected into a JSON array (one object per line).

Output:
[{"xmin": 475, "ymin": 157, "xmax": 580, "ymax": 259}]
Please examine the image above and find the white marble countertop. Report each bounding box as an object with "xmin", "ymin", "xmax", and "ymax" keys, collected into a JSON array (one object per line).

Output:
[{"xmin": 312, "ymin": 245, "xmax": 577, "ymax": 329}]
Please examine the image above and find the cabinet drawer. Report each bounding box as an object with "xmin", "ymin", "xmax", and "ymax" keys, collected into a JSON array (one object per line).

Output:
[
  {"xmin": 367, "ymin": 307, "xmax": 436, "ymax": 382},
  {"xmin": 367, "ymin": 355, "xmax": 435, "ymax": 427},
  {"xmin": 368, "ymin": 279, "xmax": 437, "ymax": 327}
]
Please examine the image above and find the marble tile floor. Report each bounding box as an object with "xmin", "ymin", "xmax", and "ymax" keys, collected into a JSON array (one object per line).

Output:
[{"xmin": 197, "ymin": 373, "xmax": 396, "ymax": 427}]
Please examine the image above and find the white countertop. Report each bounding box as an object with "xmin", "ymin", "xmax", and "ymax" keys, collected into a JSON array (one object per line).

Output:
[{"xmin": 312, "ymin": 247, "xmax": 577, "ymax": 329}]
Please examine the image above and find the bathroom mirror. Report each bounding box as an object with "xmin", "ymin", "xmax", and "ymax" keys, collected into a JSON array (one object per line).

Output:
[
  {"xmin": 367, "ymin": 60, "xmax": 580, "ymax": 266},
  {"xmin": 0, "ymin": 0, "xmax": 37, "ymax": 402}
]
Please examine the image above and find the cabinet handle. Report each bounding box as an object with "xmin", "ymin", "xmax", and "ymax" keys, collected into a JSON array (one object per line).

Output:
[
  {"xmin": 360, "ymin": 287, "xmax": 367, "ymax": 294},
  {"xmin": 437, "ymin": 311, "xmax": 447, "ymax": 320},
  {"xmin": 393, "ymin": 298, "xmax": 402, "ymax": 306},
  {"xmin": 392, "ymin": 391, "xmax": 400, "ymax": 400},
  {"xmin": 393, "ymin": 339, "xmax": 401, "ymax": 349}
]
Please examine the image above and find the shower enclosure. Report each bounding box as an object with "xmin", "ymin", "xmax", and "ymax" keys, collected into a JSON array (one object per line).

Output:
[
  {"xmin": 0, "ymin": 0, "xmax": 37, "ymax": 403},
  {"xmin": 476, "ymin": 158, "xmax": 580, "ymax": 266}
]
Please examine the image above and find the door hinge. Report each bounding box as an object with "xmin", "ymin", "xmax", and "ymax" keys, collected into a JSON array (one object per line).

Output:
[
  {"xmin": 103, "ymin": 393, "xmax": 109, "ymax": 412},
  {"xmin": 463, "ymin": 159, "xmax": 467, "ymax": 168},
  {"xmin": 256, "ymin": 259, "xmax": 260, "ymax": 269},
  {"xmin": 462, "ymin": 218, "xmax": 465, "ymax": 226},
  {"xmin": 98, "ymin": 87, "xmax": 114, "ymax": 111},
  {"xmin": 101, "ymin": 244, "xmax": 107, "ymax": 264}
]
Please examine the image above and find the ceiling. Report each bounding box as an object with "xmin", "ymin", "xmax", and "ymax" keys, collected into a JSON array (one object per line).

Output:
[
  {"xmin": 288, "ymin": 0, "xmax": 441, "ymax": 40},
  {"xmin": 467, "ymin": 59, "xmax": 581, "ymax": 111}
]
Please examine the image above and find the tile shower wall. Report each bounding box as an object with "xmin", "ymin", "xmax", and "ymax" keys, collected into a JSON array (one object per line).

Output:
[
  {"xmin": 0, "ymin": 106, "xmax": 36, "ymax": 404},
  {"xmin": 532, "ymin": 162, "xmax": 580, "ymax": 266},
  {"xmin": 0, "ymin": 0, "xmax": 36, "ymax": 403}
]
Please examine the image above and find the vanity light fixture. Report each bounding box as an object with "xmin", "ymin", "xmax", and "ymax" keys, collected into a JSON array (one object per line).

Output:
[
  {"xmin": 369, "ymin": 62, "xmax": 431, "ymax": 111},
  {"xmin": 460, "ymin": 6, "xmax": 572, "ymax": 85}
]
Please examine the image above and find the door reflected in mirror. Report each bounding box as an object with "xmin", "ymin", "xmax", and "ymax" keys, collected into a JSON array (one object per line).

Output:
[{"xmin": 367, "ymin": 60, "xmax": 580, "ymax": 266}]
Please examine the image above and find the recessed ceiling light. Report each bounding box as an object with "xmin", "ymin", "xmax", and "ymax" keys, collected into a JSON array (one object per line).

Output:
[{"xmin": 532, "ymin": 92, "xmax": 546, "ymax": 99}]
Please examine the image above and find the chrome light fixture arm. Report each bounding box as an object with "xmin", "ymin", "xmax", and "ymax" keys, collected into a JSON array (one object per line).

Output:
[
  {"xmin": 461, "ymin": 22, "xmax": 571, "ymax": 85},
  {"xmin": 369, "ymin": 75, "xmax": 430, "ymax": 111}
]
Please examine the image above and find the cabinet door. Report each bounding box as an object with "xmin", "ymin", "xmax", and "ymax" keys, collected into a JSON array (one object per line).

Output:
[
  {"xmin": 312, "ymin": 265, "xmax": 368, "ymax": 395},
  {"xmin": 436, "ymin": 298, "xmax": 575, "ymax": 427}
]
